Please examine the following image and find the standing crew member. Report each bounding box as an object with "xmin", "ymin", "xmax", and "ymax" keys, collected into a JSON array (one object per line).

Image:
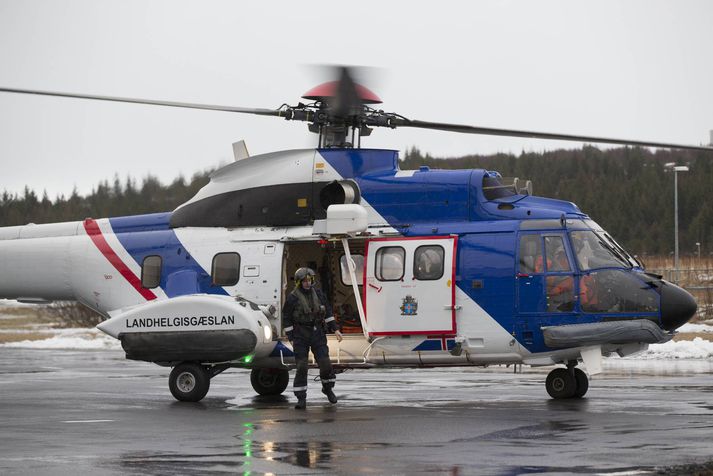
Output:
[{"xmin": 283, "ymin": 267, "xmax": 343, "ymax": 410}]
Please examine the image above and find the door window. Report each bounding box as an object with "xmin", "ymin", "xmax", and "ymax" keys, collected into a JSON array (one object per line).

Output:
[
  {"xmin": 544, "ymin": 236, "xmax": 571, "ymax": 272},
  {"xmin": 414, "ymin": 245, "xmax": 445, "ymax": 280},
  {"xmin": 141, "ymin": 255, "xmax": 162, "ymax": 289},
  {"xmin": 519, "ymin": 234, "xmax": 543, "ymax": 274},
  {"xmin": 211, "ymin": 252, "xmax": 241, "ymax": 286},
  {"xmin": 340, "ymin": 254, "xmax": 364, "ymax": 286},
  {"xmin": 375, "ymin": 247, "xmax": 405, "ymax": 281}
]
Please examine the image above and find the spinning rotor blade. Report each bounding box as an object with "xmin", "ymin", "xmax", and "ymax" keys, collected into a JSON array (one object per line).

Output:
[
  {"xmin": 390, "ymin": 118, "xmax": 713, "ymax": 152},
  {"xmin": 0, "ymin": 87, "xmax": 282, "ymax": 117},
  {"xmin": 329, "ymin": 66, "xmax": 364, "ymax": 117}
]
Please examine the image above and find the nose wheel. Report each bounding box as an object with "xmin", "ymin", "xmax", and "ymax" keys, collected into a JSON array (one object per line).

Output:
[{"xmin": 545, "ymin": 367, "xmax": 589, "ymax": 399}]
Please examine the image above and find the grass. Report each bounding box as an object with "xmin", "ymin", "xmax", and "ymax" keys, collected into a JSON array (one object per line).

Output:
[
  {"xmin": 0, "ymin": 332, "xmax": 54, "ymax": 343},
  {"xmin": 0, "ymin": 306, "xmax": 63, "ymax": 343}
]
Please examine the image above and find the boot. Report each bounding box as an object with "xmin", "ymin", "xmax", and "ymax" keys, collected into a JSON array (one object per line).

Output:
[
  {"xmin": 295, "ymin": 396, "xmax": 306, "ymax": 410},
  {"xmin": 322, "ymin": 386, "xmax": 338, "ymax": 404}
]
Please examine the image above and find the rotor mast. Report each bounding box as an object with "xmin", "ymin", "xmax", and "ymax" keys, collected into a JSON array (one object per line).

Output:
[{"xmin": 300, "ymin": 80, "xmax": 382, "ymax": 148}]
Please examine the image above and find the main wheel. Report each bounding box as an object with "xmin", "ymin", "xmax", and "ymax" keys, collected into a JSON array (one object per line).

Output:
[
  {"xmin": 169, "ymin": 363, "xmax": 210, "ymax": 402},
  {"xmin": 250, "ymin": 368, "xmax": 290, "ymax": 395},
  {"xmin": 545, "ymin": 368, "xmax": 577, "ymax": 399},
  {"xmin": 572, "ymin": 368, "xmax": 589, "ymax": 398}
]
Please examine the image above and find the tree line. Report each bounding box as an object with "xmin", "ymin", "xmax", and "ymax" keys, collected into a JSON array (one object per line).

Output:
[
  {"xmin": 1, "ymin": 146, "xmax": 712, "ymax": 256},
  {"xmin": 401, "ymin": 146, "xmax": 712, "ymax": 257},
  {"xmin": 0, "ymin": 172, "xmax": 210, "ymax": 228}
]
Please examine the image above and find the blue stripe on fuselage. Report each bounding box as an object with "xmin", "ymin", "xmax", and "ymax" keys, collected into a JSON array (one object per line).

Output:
[
  {"xmin": 318, "ymin": 149, "xmax": 617, "ymax": 354},
  {"xmin": 108, "ymin": 214, "xmax": 228, "ymax": 298}
]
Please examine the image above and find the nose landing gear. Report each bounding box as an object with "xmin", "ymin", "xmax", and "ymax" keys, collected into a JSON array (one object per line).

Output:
[{"xmin": 545, "ymin": 364, "xmax": 589, "ymax": 399}]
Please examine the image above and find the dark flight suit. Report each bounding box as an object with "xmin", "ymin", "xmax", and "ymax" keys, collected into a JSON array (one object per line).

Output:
[{"xmin": 282, "ymin": 286, "xmax": 338, "ymax": 399}]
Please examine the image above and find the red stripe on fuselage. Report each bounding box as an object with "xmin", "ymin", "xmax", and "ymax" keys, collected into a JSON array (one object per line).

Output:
[{"xmin": 83, "ymin": 219, "xmax": 157, "ymax": 301}]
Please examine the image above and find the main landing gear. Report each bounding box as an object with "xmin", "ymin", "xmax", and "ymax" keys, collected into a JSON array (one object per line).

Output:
[
  {"xmin": 545, "ymin": 363, "xmax": 589, "ymax": 399},
  {"xmin": 250, "ymin": 368, "xmax": 290, "ymax": 395},
  {"xmin": 168, "ymin": 364, "xmax": 289, "ymax": 402},
  {"xmin": 168, "ymin": 362, "xmax": 229, "ymax": 402}
]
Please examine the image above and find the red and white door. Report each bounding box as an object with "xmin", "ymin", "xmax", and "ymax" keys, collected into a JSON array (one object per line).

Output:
[{"xmin": 364, "ymin": 236, "xmax": 457, "ymax": 336}]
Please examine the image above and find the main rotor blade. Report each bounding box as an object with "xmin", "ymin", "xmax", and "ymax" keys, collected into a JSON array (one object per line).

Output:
[
  {"xmin": 0, "ymin": 87, "xmax": 281, "ymax": 117},
  {"xmin": 392, "ymin": 118, "xmax": 713, "ymax": 152}
]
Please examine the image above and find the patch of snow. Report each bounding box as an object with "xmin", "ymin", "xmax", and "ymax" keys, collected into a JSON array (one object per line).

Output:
[
  {"xmin": 0, "ymin": 299, "xmax": 35, "ymax": 308},
  {"xmin": 627, "ymin": 337, "xmax": 713, "ymax": 360},
  {"xmin": 1, "ymin": 328, "xmax": 121, "ymax": 350},
  {"xmin": 677, "ymin": 322, "xmax": 713, "ymax": 333}
]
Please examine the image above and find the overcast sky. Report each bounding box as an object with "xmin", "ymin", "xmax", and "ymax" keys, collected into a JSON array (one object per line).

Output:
[{"xmin": 0, "ymin": 0, "xmax": 711, "ymax": 198}]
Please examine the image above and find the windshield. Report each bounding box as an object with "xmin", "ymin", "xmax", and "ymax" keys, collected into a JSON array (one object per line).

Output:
[
  {"xmin": 584, "ymin": 220, "xmax": 641, "ymax": 268},
  {"xmin": 570, "ymin": 230, "xmax": 631, "ymax": 271}
]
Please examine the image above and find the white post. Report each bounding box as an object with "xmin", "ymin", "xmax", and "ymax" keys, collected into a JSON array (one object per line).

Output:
[
  {"xmin": 670, "ymin": 165, "xmax": 688, "ymax": 283},
  {"xmin": 674, "ymin": 169, "xmax": 679, "ymax": 282},
  {"xmin": 341, "ymin": 238, "xmax": 370, "ymax": 339}
]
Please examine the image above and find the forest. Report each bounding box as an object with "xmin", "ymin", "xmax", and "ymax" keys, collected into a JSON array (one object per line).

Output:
[{"xmin": 1, "ymin": 146, "xmax": 712, "ymax": 257}]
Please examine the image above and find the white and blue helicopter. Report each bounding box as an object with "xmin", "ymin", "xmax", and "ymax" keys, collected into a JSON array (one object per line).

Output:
[{"xmin": 0, "ymin": 68, "xmax": 707, "ymax": 402}]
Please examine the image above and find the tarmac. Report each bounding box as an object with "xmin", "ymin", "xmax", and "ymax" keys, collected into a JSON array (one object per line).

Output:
[{"xmin": 1, "ymin": 347, "xmax": 713, "ymax": 475}]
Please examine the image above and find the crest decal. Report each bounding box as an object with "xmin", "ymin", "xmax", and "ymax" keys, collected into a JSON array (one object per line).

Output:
[{"xmin": 400, "ymin": 295, "xmax": 418, "ymax": 316}]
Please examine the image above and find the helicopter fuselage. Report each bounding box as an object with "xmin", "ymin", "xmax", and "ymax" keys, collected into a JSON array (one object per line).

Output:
[{"xmin": 0, "ymin": 148, "xmax": 696, "ymax": 400}]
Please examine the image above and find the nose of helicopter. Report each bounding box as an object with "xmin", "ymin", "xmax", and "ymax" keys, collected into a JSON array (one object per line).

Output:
[{"xmin": 660, "ymin": 281, "xmax": 697, "ymax": 331}]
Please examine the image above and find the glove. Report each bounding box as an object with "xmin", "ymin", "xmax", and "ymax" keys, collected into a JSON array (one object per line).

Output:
[{"xmin": 334, "ymin": 330, "xmax": 343, "ymax": 342}]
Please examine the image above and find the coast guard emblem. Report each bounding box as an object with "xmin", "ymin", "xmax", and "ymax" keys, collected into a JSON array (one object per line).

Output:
[{"xmin": 400, "ymin": 295, "xmax": 418, "ymax": 316}]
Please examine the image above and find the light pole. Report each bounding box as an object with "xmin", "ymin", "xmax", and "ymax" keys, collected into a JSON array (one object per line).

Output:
[{"xmin": 666, "ymin": 163, "xmax": 689, "ymax": 282}]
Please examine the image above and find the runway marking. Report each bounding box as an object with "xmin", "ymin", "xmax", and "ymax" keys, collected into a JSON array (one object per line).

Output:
[{"xmin": 62, "ymin": 419, "xmax": 115, "ymax": 423}]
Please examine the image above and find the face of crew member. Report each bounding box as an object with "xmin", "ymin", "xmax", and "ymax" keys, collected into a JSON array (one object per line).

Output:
[{"xmin": 301, "ymin": 277, "xmax": 312, "ymax": 290}]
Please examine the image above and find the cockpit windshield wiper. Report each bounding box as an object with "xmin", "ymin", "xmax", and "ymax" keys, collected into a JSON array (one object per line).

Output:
[
  {"xmin": 603, "ymin": 233, "xmax": 639, "ymax": 268},
  {"xmin": 596, "ymin": 234, "xmax": 630, "ymax": 268}
]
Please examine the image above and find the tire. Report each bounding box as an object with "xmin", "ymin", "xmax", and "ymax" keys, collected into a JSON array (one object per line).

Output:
[
  {"xmin": 572, "ymin": 368, "xmax": 589, "ymax": 398},
  {"xmin": 546, "ymin": 368, "xmax": 577, "ymax": 399},
  {"xmin": 250, "ymin": 368, "xmax": 290, "ymax": 396},
  {"xmin": 169, "ymin": 363, "xmax": 210, "ymax": 402}
]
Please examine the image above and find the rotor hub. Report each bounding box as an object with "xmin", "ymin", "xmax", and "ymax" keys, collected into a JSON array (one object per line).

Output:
[{"xmin": 302, "ymin": 81, "xmax": 382, "ymax": 104}]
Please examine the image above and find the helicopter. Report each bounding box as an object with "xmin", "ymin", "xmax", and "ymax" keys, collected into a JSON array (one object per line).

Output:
[{"xmin": 0, "ymin": 67, "xmax": 708, "ymax": 402}]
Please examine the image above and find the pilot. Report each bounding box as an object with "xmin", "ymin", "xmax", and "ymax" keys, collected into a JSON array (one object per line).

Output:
[{"xmin": 283, "ymin": 267, "xmax": 343, "ymax": 410}]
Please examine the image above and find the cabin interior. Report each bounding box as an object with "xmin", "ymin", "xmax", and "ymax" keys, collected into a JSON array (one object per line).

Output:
[{"xmin": 282, "ymin": 239, "xmax": 365, "ymax": 335}]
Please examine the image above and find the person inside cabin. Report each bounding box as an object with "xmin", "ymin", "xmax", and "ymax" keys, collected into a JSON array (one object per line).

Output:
[
  {"xmin": 571, "ymin": 234, "xmax": 599, "ymax": 311},
  {"xmin": 545, "ymin": 242, "xmax": 575, "ymax": 312},
  {"xmin": 336, "ymin": 301, "xmax": 362, "ymax": 333},
  {"xmin": 283, "ymin": 267, "xmax": 343, "ymax": 410}
]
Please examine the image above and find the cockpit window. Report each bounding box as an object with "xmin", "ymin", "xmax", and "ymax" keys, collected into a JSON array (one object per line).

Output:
[
  {"xmin": 482, "ymin": 175, "xmax": 517, "ymax": 201},
  {"xmin": 570, "ymin": 230, "xmax": 630, "ymax": 271},
  {"xmin": 544, "ymin": 236, "xmax": 571, "ymax": 272}
]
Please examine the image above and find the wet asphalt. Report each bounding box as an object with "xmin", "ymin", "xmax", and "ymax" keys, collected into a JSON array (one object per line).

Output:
[{"xmin": 1, "ymin": 348, "xmax": 713, "ymax": 475}]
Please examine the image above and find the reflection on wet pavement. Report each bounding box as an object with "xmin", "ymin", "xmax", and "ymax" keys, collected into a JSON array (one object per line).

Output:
[{"xmin": 1, "ymin": 348, "xmax": 713, "ymax": 475}]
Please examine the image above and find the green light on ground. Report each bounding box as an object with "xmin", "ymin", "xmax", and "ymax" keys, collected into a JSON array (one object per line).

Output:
[{"xmin": 243, "ymin": 354, "xmax": 254, "ymax": 364}]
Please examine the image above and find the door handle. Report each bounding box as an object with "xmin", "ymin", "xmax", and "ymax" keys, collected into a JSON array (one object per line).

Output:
[{"xmin": 444, "ymin": 305, "xmax": 462, "ymax": 311}]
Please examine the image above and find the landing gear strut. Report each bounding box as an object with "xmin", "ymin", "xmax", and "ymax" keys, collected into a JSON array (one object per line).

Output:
[{"xmin": 545, "ymin": 364, "xmax": 589, "ymax": 399}]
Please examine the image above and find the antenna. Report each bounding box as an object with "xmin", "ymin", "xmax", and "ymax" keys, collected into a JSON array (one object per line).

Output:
[{"xmin": 232, "ymin": 140, "xmax": 250, "ymax": 161}]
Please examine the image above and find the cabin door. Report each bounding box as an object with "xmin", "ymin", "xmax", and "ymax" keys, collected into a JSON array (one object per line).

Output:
[
  {"xmin": 364, "ymin": 236, "xmax": 457, "ymax": 336},
  {"xmin": 516, "ymin": 232, "xmax": 577, "ymax": 345}
]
